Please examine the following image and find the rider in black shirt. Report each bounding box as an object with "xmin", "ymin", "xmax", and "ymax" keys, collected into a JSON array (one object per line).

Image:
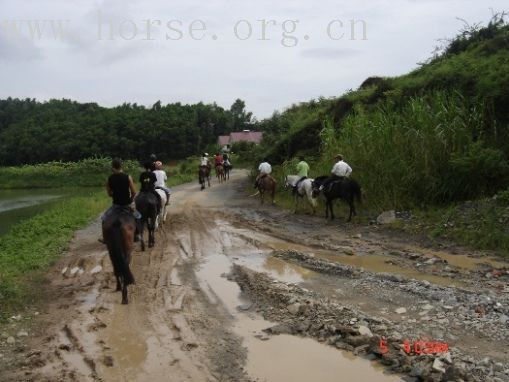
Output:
[
  {"xmin": 100, "ymin": 158, "xmax": 137, "ymax": 243},
  {"xmin": 139, "ymin": 162, "xmax": 162, "ymax": 212}
]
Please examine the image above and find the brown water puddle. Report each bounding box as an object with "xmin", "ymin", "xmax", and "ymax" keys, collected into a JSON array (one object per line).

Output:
[
  {"xmin": 196, "ymin": 248, "xmax": 402, "ymax": 382},
  {"xmin": 404, "ymin": 245, "xmax": 508, "ymax": 271},
  {"xmin": 255, "ymin": 235, "xmax": 465, "ymax": 287}
]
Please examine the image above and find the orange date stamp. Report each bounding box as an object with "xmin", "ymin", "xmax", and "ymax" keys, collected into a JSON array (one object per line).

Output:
[{"xmin": 379, "ymin": 338, "xmax": 449, "ymax": 355}]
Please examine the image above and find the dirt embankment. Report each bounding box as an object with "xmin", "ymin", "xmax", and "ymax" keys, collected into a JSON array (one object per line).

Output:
[{"xmin": 1, "ymin": 171, "xmax": 508, "ymax": 382}]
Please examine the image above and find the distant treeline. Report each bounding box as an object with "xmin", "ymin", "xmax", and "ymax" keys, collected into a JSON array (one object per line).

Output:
[{"xmin": 0, "ymin": 98, "xmax": 253, "ymax": 166}]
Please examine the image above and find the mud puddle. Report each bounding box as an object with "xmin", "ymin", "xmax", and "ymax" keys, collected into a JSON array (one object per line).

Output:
[
  {"xmin": 195, "ymin": 235, "xmax": 402, "ymax": 382},
  {"xmin": 234, "ymin": 228, "xmax": 464, "ymax": 287},
  {"xmin": 404, "ymin": 245, "xmax": 508, "ymax": 271}
]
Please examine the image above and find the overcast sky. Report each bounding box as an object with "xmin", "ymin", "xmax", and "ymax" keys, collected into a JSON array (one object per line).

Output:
[{"xmin": 0, "ymin": 0, "xmax": 506, "ymax": 118}]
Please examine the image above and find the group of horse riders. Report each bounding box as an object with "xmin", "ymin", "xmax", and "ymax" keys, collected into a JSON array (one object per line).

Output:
[
  {"xmin": 199, "ymin": 152, "xmax": 232, "ymax": 174},
  {"xmin": 100, "ymin": 152, "xmax": 356, "ymax": 304},
  {"xmin": 100, "ymin": 155, "xmax": 171, "ymax": 243},
  {"xmin": 255, "ymin": 153, "xmax": 353, "ymax": 192}
]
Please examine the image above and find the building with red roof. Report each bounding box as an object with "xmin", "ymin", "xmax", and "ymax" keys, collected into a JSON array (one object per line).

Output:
[{"xmin": 217, "ymin": 130, "xmax": 263, "ymax": 147}]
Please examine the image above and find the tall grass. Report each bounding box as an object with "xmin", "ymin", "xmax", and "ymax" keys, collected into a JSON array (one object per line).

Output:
[{"xmin": 317, "ymin": 91, "xmax": 509, "ymax": 208}]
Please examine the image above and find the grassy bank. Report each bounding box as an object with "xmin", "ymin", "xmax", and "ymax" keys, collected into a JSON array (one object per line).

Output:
[
  {"xmin": 393, "ymin": 192, "xmax": 509, "ymax": 257},
  {"xmin": 0, "ymin": 191, "xmax": 109, "ymax": 319}
]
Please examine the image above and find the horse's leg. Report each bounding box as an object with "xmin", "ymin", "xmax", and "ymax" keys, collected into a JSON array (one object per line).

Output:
[
  {"xmin": 348, "ymin": 199, "xmax": 354, "ymax": 222},
  {"xmin": 115, "ymin": 275, "xmax": 121, "ymax": 291},
  {"xmin": 148, "ymin": 218, "xmax": 155, "ymax": 248},
  {"xmin": 140, "ymin": 219, "xmax": 146, "ymax": 251},
  {"xmin": 271, "ymin": 187, "xmax": 276, "ymax": 205},
  {"xmin": 324, "ymin": 199, "xmax": 329, "ymax": 219},
  {"xmin": 121, "ymin": 276, "xmax": 128, "ymax": 304},
  {"xmin": 330, "ymin": 200, "xmax": 335, "ymax": 220}
]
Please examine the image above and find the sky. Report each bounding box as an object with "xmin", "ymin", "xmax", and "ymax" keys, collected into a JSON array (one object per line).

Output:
[{"xmin": 0, "ymin": 0, "xmax": 506, "ymax": 118}]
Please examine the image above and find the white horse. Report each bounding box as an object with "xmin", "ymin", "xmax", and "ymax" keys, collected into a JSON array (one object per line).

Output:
[
  {"xmin": 154, "ymin": 189, "xmax": 168, "ymax": 229},
  {"xmin": 284, "ymin": 175, "xmax": 318, "ymax": 214}
]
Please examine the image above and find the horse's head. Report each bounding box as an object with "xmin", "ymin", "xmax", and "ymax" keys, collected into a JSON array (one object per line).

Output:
[
  {"xmin": 311, "ymin": 176, "xmax": 328, "ymax": 198},
  {"xmin": 283, "ymin": 175, "xmax": 291, "ymax": 189}
]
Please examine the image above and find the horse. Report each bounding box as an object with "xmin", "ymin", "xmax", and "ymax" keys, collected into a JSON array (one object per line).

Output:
[
  {"xmin": 199, "ymin": 166, "xmax": 211, "ymax": 190},
  {"xmin": 215, "ymin": 164, "xmax": 225, "ymax": 183},
  {"xmin": 102, "ymin": 207, "xmax": 136, "ymax": 304},
  {"xmin": 284, "ymin": 175, "xmax": 318, "ymax": 214},
  {"xmin": 154, "ymin": 188, "xmax": 168, "ymax": 229},
  {"xmin": 134, "ymin": 191, "xmax": 158, "ymax": 250},
  {"xmin": 223, "ymin": 163, "xmax": 232, "ymax": 180},
  {"xmin": 311, "ymin": 176, "xmax": 362, "ymax": 222},
  {"xmin": 254, "ymin": 175, "xmax": 276, "ymax": 205}
]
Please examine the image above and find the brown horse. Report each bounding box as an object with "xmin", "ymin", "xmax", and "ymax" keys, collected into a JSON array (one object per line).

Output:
[
  {"xmin": 199, "ymin": 166, "xmax": 211, "ymax": 190},
  {"xmin": 102, "ymin": 208, "xmax": 136, "ymax": 304},
  {"xmin": 256, "ymin": 175, "xmax": 276, "ymax": 204},
  {"xmin": 215, "ymin": 164, "xmax": 225, "ymax": 183}
]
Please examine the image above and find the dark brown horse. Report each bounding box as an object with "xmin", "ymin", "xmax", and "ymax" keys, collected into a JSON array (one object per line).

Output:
[
  {"xmin": 102, "ymin": 208, "xmax": 136, "ymax": 304},
  {"xmin": 199, "ymin": 166, "xmax": 211, "ymax": 190},
  {"xmin": 311, "ymin": 176, "xmax": 362, "ymax": 222},
  {"xmin": 134, "ymin": 191, "xmax": 158, "ymax": 251},
  {"xmin": 255, "ymin": 175, "xmax": 276, "ymax": 204}
]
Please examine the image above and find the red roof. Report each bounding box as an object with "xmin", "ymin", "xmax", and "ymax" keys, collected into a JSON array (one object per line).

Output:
[
  {"xmin": 217, "ymin": 131, "xmax": 263, "ymax": 145},
  {"xmin": 229, "ymin": 131, "xmax": 263, "ymax": 144},
  {"xmin": 218, "ymin": 135, "xmax": 230, "ymax": 146}
]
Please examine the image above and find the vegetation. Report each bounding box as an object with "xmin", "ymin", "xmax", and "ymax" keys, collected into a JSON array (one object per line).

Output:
[
  {"xmin": 0, "ymin": 98, "xmax": 253, "ymax": 166},
  {"xmin": 0, "ymin": 191, "xmax": 108, "ymax": 318},
  {"xmin": 0, "ymin": 157, "xmax": 210, "ymax": 189},
  {"xmin": 0, "ymin": 158, "xmax": 140, "ymax": 189}
]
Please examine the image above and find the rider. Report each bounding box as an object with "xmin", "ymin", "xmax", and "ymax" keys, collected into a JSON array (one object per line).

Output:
[
  {"xmin": 139, "ymin": 161, "xmax": 162, "ymax": 213},
  {"xmin": 222, "ymin": 152, "xmax": 231, "ymax": 171},
  {"xmin": 320, "ymin": 154, "xmax": 352, "ymax": 192},
  {"xmin": 255, "ymin": 158, "xmax": 272, "ymax": 188},
  {"xmin": 214, "ymin": 152, "xmax": 223, "ymax": 168},
  {"xmin": 293, "ymin": 156, "xmax": 310, "ymax": 195},
  {"xmin": 149, "ymin": 153, "xmax": 157, "ymax": 171},
  {"xmin": 100, "ymin": 158, "xmax": 137, "ymax": 243},
  {"xmin": 153, "ymin": 161, "xmax": 171, "ymax": 205},
  {"xmin": 199, "ymin": 153, "xmax": 211, "ymax": 184}
]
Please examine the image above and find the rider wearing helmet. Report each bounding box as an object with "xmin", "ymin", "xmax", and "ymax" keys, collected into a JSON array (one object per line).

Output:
[{"xmin": 153, "ymin": 161, "xmax": 171, "ymax": 205}]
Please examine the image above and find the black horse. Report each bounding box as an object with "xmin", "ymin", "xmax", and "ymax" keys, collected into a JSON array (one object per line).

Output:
[
  {"xmin": 312, "ymin": 176, "xmax": 362, "ymax": 222},
  {"xmin": 135, "ymin": 191, "xmax": 158, "ymax": 250},
  {"xmin": 102, "ymin": 208, "xmax": 136, "ymax": 304}
]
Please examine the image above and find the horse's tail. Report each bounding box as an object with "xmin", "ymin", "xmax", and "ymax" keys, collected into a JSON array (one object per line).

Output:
[
  {"xmin": 109, "ymin": 220, "xmax": 135, "ymax": 285},
  {"xmin": 352, "ymin": 181, "xmax": 362, "ymax": 204}
]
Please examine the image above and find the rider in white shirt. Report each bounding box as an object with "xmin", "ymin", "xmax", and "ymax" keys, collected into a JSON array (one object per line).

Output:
[
  {"xmin": 320, "ymin": 154, "xmax": 352, "ymax": 191},
  {"xmin": 153, "ymin": 161, "xmax": 171, "ymax": 205},
  {"xmin": 255, "ymin": 159, "xmax": 272, "ymax": 188},
  {"xmin": 258, "ymin": 161, "xmax": 272, "ymax": 175},
  {"xmin": 200, "ymin": 153, "xmax": 210, "ymax": 167}
]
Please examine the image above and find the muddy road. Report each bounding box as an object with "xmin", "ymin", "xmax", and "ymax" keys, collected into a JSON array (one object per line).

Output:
[{"xmin": 2, "ymin": 170, "xmax": 509, "ymax": 382}]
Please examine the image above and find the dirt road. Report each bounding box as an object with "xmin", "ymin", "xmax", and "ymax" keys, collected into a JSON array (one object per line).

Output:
[{"xmin": 2, "ymin": 170, "xmax": 509, "ymax": 382}]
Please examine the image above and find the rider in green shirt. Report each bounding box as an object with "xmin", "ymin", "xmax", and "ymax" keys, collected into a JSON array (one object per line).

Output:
[{"xmin": 294, "ymin": 156, "xmax": 310, "ymax": 194}]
